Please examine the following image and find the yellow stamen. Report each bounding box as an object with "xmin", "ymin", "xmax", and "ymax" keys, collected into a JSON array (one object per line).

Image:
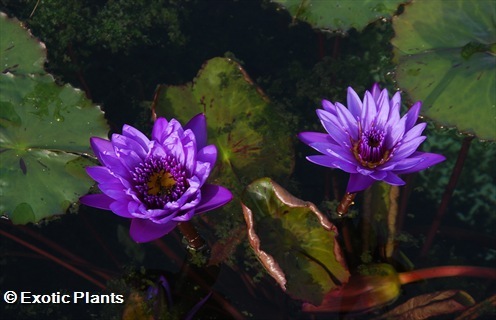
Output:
[{"xmin": 147, "ymin": 170, "xmax": 176, "ymax": 196}]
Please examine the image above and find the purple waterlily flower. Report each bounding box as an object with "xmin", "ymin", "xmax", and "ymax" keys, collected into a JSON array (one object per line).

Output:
[
  {"xmin": 299, "ymin": 84, "xmax": 445, "ymax": 193},
  {"xmin": 80, "ymin": 114, "xmax": 233, "ymax": 243}
]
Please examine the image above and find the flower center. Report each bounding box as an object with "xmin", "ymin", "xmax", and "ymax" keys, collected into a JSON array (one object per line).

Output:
[
  {"xmin": 353, "ymin": 129, "xmax": 390, "ymax": 168},
  {"xmin": 132, "ymin": 156, "xmax": 189, "ymax": 209},
  {"xmin": 147, "ymin": 170, "xmax": 176, "ymax": 196}
]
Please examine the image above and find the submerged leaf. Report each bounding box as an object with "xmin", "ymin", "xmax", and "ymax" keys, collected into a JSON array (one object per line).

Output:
[
  {"xmin": 392, "ymin": 0, "xmax": 496, "ymax": 140},
  {"xmin": 303, "ymin": 263, "xmax": 401, "ymax": 313},
  {"xmin": 241, "ymin": 178, "xmax": 349, "ymax": 305},
  {"xmin": 455, "ymin": 294, "xmax": 496, "ymax": 320},
  {"xmin": 377, "ymin": 290, "xmax": 475, "ymax": 319}
]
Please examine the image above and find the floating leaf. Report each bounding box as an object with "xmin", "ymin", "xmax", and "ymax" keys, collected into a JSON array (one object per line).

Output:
[
  {"xmin": 377, "ymin": 290, "xmax": 475, "ymax": 319},
  {"xmin": 303, "ymin": 263, "xmax": 401, "ymax": 313},
  {"xmin": 241, "ymin": 178, "xmax": 349, "ymax": 305},
  {"xmin": 0, "ymin": 74, "xmax": 108, "ymax": 223},
  {"xmin": 153, "ymin": 57, "xmax": 294, "ymax": 194},
  {"xmin": 0, "ymin": 12, "xmax": 46, "ymax": 75},
  {"xmin": 272, "ymin": 0, "xmax": 405, "ymax": 31},
  {"xmin": 392, "ymin": 0, "xmax": 496, "ymax": 140}
]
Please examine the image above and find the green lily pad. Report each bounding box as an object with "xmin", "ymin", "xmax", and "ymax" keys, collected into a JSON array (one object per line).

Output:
[
  {"xmin": 392, "ymin": 0, "xmax": 496, "ymax": 141},
  {"xmin": 153, "ymin": 57, "xmax": 294, "ymax": 193},
  {"xmin": 241, "ymin": 178, "xmax": 349, "ymax": 305},
  {"xmin": 0, "ymin": 74, "xmax": 109, "ymax": 224},
  {"xmin": 0, "ymin": 12, "xmax": 46, "ymax": 75},
  {"xmin": 272, "ymin": 0, "xmax": 405, "ymax": 31}
]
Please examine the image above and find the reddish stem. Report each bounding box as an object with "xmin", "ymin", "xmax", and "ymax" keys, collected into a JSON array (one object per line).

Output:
[
  {"xmin": 79, "ymin": 213, "xmax": 121, "ymax": 268},
  {"xmin": 396, "ymin": 173, "xmax": 416, "ymax": 232},
  {"xmin": 1, "ymin": 221, "xmax": 113, "ymax": 281},
  {"xmin": 317, "ymin": 32, "xmax": 325, "ymax": 60},
  {"xmin": 0, "ymin": 229, "xmax": 106, "ymax": 290},
  {"xmin": 337, "ymin": 192, "xmax": 356, "ymax": 217},
  {"xmin": 153, "ymin": 238, "xmax": 183, "ymax": 266},
  {"xmin": 420, "ymin": 136, "xmax": 474, "ymax": 257},
  {"xmin": 178, "ymin": 221, "xmax": 206, "ymax": 251},
  {"xmin": 398, "ymin": 266, "xmax": 496, "ymax": 285}
]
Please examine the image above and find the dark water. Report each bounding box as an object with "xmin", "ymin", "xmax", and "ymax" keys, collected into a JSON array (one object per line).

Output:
[{"xmin": 1, "ymin": 1, "xmax": 495, "ymax": 319}]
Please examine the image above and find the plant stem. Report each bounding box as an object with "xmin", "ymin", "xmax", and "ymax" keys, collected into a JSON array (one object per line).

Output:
[
  {"xmin": 337, "ymin": 192, "xmax": 356, "ymax": 217},
  {"xmin": 385, "ymin": 186, "xmax": 399, "ymax": 260},
  {"xmin": 178, "ymin": 221, "xmax": 206, "ymax": 251},
  {"xmin": 420, "ymin": 136, "xmax": 474, "ymax": 257},
  {"xmin": 398, "ymin": 266, "xmax": 496, "ymax": 285}
]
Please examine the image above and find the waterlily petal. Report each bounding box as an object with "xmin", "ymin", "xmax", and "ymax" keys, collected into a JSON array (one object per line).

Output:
[
  {"xmin": 310, "ymin": 142, "xmax": 357, "ymax": 164},
  {"xmin": 115, "ymin": 148, "xmax": 143, "ymax": 171},
  {"xmin": 389, "ymin": 91, "xmax": 401, "ymax": 113},
  {"xmin": 90, "ymin": 137, "xmax": 114, "ymax": 163},
  {"xmin": 197, "ymin": 144, "xmax": 217, "ymax": 168},
  {"xmin": 361, "ymin": 91, "xmax": 378, "ymax": 131},
  {"xmin": 181, "ymin": 129, "xmax": 197, "ymax": 169},
  {"xmin": 385, "ymin": 116, "xmax": 406, "ymax": 149},
  {"xmin": 370, "ymin": 170, "xmax": 387, "ymax": 180},
  {"xmin": 79, "ymin": 194, "xmax": 113, "ymax": 210},
  {"xmin": 97, "ymin": 151, "xmax": 132, "ymax": 180},
  {"xmin": 298, "ymin": 132, "xmax": 333, "ymax": 145},
  {"xmin": 374, "ymin": 89, "xmax": 390, "ymax": 128},
  {"xmin": 370, "ymin": 83, "xmax": 381, "ymax": 101},
  {"xmin": 99, "ymin": 182, "xmax": 127, "ymax": 200},
  {"xmin": 130, "ymin": 218, "xmax": 178, "ymax": 243},
  {"xmin": 402, "ymin": 122, "xmax": 426, "ymax": 143},
  {"xmin": 86, "ymin": 166, "xmax": 118, "ymax": 184},
  {"xmin": 112, "ymin": 133, "xmax": 148, "ymax": 159},
  {"xmin": 185, "ymin": 113, "xmax": 207, "ymax": 149},
  {"xmin": 195, "ymin": 184, "xmax": 233, "ymax": 214},
  {"xmin": 404, "ymin": 101, "xmax": 422, "ymax": 131},
  {"xmin": 109, "ymin": 200, "xmax": 135, "ymax": 218},
  {"xmin": 393, "ymin": 136, "xmax": 426, "ymax": 160},
  {"xmin": 151, "ymin": 117, "xmax": 169, "ymax": 143},
  {"xmin": 172, "ymin": 209, "xmax": 196, "ymax": 222},
  {"xmin": 322, "ymin": 99, "xmax": 337, "ymax": 115},
  {"xmin": 123, "ymin": 124, "xmax": 151, "ymax": 152},
  {"xmin": 347, "ymin": 174, "xmax": 375, "ymax": 193},
  {"xmin": 318, "ymin": 113, "xmax": 353, "ymax": 147},
  {"xmin": 347, "ymin": 87, "xmax": 362, "ymax": 119},
  {"xmin": 394, "ymin": 152, "xmax": 446, "ymax": 174},
  {"xmin": 335, "ymin": 102, "xmax": 359, "ymax": 140},
  {"xmin": 382, "ymin": 172, "xmax": 405, "ymax": 186},
  {"xmin": 306, "ymin": 155, "xmax": 358, "ymax": 173}
]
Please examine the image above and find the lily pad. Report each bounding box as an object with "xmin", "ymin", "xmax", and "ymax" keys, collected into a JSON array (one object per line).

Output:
[
  {"xmin": 241, "ymin": 178, "xmax": 349, "ymax": 305},
  {"xmin": 152, "ymin": 57, "xmax": 294, "ymax": 193},
  {"xmin": 272, "ymin": 0, "xmax": 406, "ymax": 32},
  {"xmin": 392, "ymin": 0, "xmax": 496, "ymax": 141},
  {"xmin": 0, "ymin": 74, "xmax": 109, "ymax": 224},
  {"xmin": 0, "ymin": 12, "xmax": 46, "ymax": 75}
]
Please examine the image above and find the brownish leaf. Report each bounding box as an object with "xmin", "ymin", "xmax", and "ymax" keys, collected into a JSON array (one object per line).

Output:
[
  {"xmin": 376, "ymin": 290, "xmax": 475, "ymax": 320},
  {"xmin": 455, "ymin": 294, "xmax": 496, "ymax": 320}
]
